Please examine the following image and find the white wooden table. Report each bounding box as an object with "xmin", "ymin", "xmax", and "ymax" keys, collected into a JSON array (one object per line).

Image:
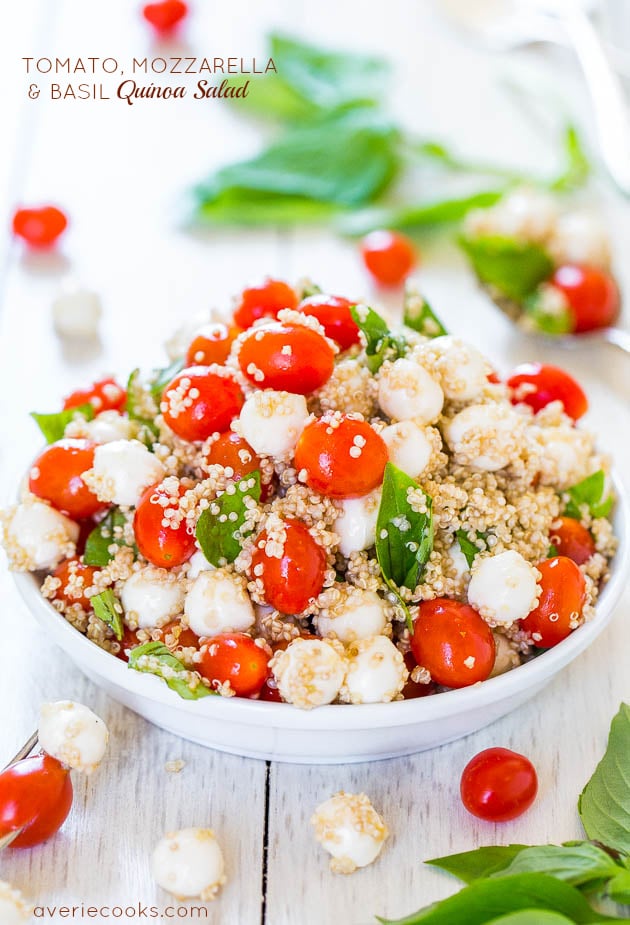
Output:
[{"xmin": 1, "ymin": 2, "xmax": 629, "ymax": 923}]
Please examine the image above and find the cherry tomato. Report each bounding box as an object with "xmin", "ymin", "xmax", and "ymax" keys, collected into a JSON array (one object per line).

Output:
[
  {"xmin": 51, "ymin": 558, "xmax": 98, "ymax": 610},
  {"xmin": 294, "ymin": 415, "xmax": 388, "ymax": 499},
  {"xmin": 156, "ymin": 620, "xmax": 199, "ymax": 650},
  {"xmin": 161, "ymin": 367, "xmax": 244, "ymax": 442},
  {"xmin": 233, "ymin": 278, "xmax": 298, "ymax": 330},
  {"xmin": 258, "ymin": 676, "xmax": 283, "ymax": 702},
  {"xmin": 411, "ymin": 599, "xmax": 496, "ymax": 688},
  {"xmin": 0, "ymin": 754, "xmax": 73, "ymax": 848},
  {"xmin": 507, "ymin": 363, "xmax": 588, "ymax": 421},
  {"xmin": 198, "ymin": 633, "xmax": 270, "ymax": 697},
  {"xmin": 551, "ymin": 264, "xmax": 620, "ymax": 333},
  {"xmin": 63, "ymin": 376, "xmax": 127, "ymax": 414},
  {"xmin": 12, "ymin": 206, "xmax": 68, "ymax": 248},
  {"xmin": 401, "ymin": 652, "xmax": 437, "ymax": 700},
  {"xmin": 185, "ymin": 323, "xmax": 239, "ymax": 368},
  {"xmin": 520, "ymin": 555, "xmax": 586, "ymax": 648},
  {"xmin": 297, "ymin": 294, "xmax": 360, "ymax": 351},
  {"xmin": 116, "ymin": 626, "xmax": 141, "ymax": 661},
  {"xmin": 238, "ymin": 322, "xmax": 335, "ymax": 394},
  {"xmin": 29, "ymin": 439, "xmax": 105, "ymax": 520},
  {"xmin": 487, "ymin": 370, "xmax": 501, "ymax": 385},
  {"xmin": 361, "ymin": 230, "xmax": 416, "ymax": 286},
  {"xmin": 133, "ymin": 482, "xmax": 196, "ymax": 569},
  {"xmin": 142, "ymin": 0, "xmax": 187, "ymax": 31},
  {"xmin": 205, "ymin": 432, "xmax": 273, "ymax": 500},
  {"xmin": 550, "ymin": 516, "xmax": 595, "ymax": 566},
  {"xmin": 250, "ymin": 519, "xmax": 326, "ymax": 614},
  {"xmin": 460, "ymin": 747, "xmax": 538, "ymax": 822}
]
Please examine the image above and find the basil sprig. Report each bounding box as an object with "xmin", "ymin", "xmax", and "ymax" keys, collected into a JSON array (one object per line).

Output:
[
  {"xmin": 84, "ymin": 509, "xmax": 136, "ymax": 567},
  {"xmin": 403, "ymin": 288, "xmax": 448, "ymax": 339},
  {"xmin": 31, "ymin": 403, "xmax": 94, "ymax": 444},
  {"xmin": 91, "ymin": 589, "xmax": 124, "ymax": 641},
  {"xmin": 455, "ymin": 529, "xmax": 487, "ymax": 568},
  {"xmin": 579, "ymin": 704, "xmax": 630, "ymax": 854},
  {"xmin": 350, "ymin": 305, "xmax": 406, "ymax": 374},
  {"xmin": 196, "ymin": 472, "xmax": 261, "ymax": 567},
  {"xmin": 128, "ymin": 642, "xmax": 214, "ymax": 701},
  {"xmin": 564, "ymin": 471, "xmax": 613, "ymax": 521}
]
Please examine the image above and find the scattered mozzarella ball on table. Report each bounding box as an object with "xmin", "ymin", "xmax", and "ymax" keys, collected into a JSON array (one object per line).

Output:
[
  {"xmin": 184, "ymin": 569, "xmax": 254, "ymax": 637},
  {"xmin": 377, "ymin": 358, "xmax": 444, "ymax": 423},
  {"xmin": 341, "ymin": 635, "xmax": 408, "ymax": 704},
  {"xmin": 38, "ymin": 701, "xmax": 109, "ymax": 774},
  {"xmin": 468, "ymin": 550, "xmax": 541, "ymax": 626},
  {"xmin": 333, "ymin": 489, "xmax": 381, "ymax": 557},
  {"xmin": 238, "ymin": 390, "xmax": 308, "ymax": 457},
  {"xmin": 1, "ymin": 497, "xmax": 78, "ymax": 570},
  {"xmin": 444, "ymin": 403, "xmax": 525, "ymax": 471},
  {"xmin": 315, "ymin": 588, "xmax": 388, "ymax": 644},
  {"xmin": 152, "ymin": 828, "xmax": 226, "ymax": 901},
  {"xmin": 0, "ymin": 881, "xmax": 32, "ymax": 924},
  {"xmin": 121, "ymin": 568, "xmax": 185, "ymax": 629},
  {"xmin": 311, "ymin": 792, "xmax": 389, "ymax": 874},
  {"xmin": 270, "ymin": 638, "xmax": 346, "ymax": 709},
  {"xmin": 380, "ymin": 421, "xmax": 435, "ymax": 479},
  {"xmin": 84, "ymin": 440, "xmax": 165, "ymax": 506},
  {"xmin": 52, "ymin": 286, "xmax": 102, "ymax": 339}
]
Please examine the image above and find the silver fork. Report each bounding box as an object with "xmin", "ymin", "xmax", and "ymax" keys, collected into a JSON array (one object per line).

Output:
[{"xmin": 0, "ymin": 731, "xmax": 40, "ymax": 849}]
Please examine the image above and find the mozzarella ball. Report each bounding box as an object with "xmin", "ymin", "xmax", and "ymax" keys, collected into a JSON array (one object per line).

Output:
[
  {"xmin": 415, "ymin": 337, "xmax": 489, "ymax": 401},
  {"xmin": 311, "ymin": 792, "xmax": 388, "ymax": 874},
  {"xmin": 152, "ymin": 828, "xmax": 226, "ymax": 901},
  {"xmin": 380, "ymin": 421, "xmax": 434, "ymax": 478},
  {"xmin": 52, "ymin": 286, "xmax": 102, "ymax": 339},
  {"xmin": 2, "ymin": 497, "xmax": 79, "ymax": 571},
  {"xmin": 0, "ymin": 882, "xmax": 32, "ymax": 924},
  {"xmin": 445, "ymin": 403, "xmax": 525, "ymax": 471},
  {"xmin": 378, "ymin": 358, "xmax": 444, "ymax": 423},
  {"xmin": 85, "ymin": 411, "xmax": 135, "ymax": 444},
  {"xmin": 549, "ymin": 211, "xmax": 611, "ymax": 270},
  {"xmin": 317, "ymin": 359, "xmax": 377, "ymax": 419},
  {"xmin": 316, "ymin": 588, "xmax": 388, "ymax": 643},
  {"xmin": 529, "ymin": 423, "xmax": 594, "ymax": 490},
  {"xmin": 341, "ymin": 635, "xmax": 408, "ymax": 704},
  {"xmin": 186, "ymin": 549, "xmax": 215, "ymax": 580},
  {"xmin": 38, "ymin": 701, "xmax": 109, "ymax": 774},
  {"xmin": 490, "ymin": 632, "xmax": 521, "ymax": 678},
  {"xmin": 121, "ymin": 568, "xmax": 185, "ymax": 629},
  {"xmin": 333, "ymin": 489, "xmax": 381, "ymax": 557},
  {"xmin": 270, "ymin": 638, "xmax": 346, "ymax": 709},
  {"xmin": 239, "ymin": 390, "xmax": 308, "ymax": 457},
  {"xmin": 184, "ymin": 569, "xmax": 254, "ymax": 637},
  {"xmin": 464, "ymin": 188, "xmax": 558, "ymax": 244},
  {"xmin": 85, "ymin": 440, "xmax": 165, "ymax": 506},
  {"xmin": 468, "ymin": 550, "xmax": 540, "ymax": 627}
]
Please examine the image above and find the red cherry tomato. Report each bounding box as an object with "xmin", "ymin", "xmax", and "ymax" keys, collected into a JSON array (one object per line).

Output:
[
  {"xmin": 51, "ymin": 558, "xmax": 98, "ymax": 610},
  {"xmin": 0, "ymin": 754, "xmax": 73, "ymax": 848},
  {"xmin": 297, "ymin": 294, "xmax": 360, "ymax": 351},
  {"xmin": 361, "ymin": 230, "xmax": 417, "ymax": 286},
  {"xmin": 401, "ymin": 652, "xmax": 437, "ymax": 700},
  {"xmin": 116, "ymin": 626, "xmax": 141, "ymax": 661},
  {"xmin": 133, "ymin": 482, "xmax": 196, "ymax": 569},
  {"xmin": 411, "ymin": 599, "xmax": 496, "ymax": 688},
  {"xmin": 238, "ymin": 322, "xmax": 335, "ymax": 394},
  {"xmin": 258, "ymin": 676, "xmax": 283, "ymax": 702},
  {"xmin": 520, "ymin": 555, "xmax": 586, "ymax": 648},
  {"xmin": 12, "ymin": 206, "xmax": 68, "ymax": 248},
  {"xmin": 460, "ymin": 747, "xmax": 538, "ymax": 822},
  {"xmin": 551, "ymin": 264, "xmax": 620, "ymax": 333},
  {"xmin": 198, "ymin": 633, "xmax": 270, "ymax": 697},
  {"xmin": 233, "ymin": 278, "xmax": 298, "ymax": 330},
  {"xmin": 29, "ymin": 439, "xmax": 105, "ymax": 520},
  {"xmin": 156, "ymin": 620, "xmax": 199, "ymax": 650},
  {"xmin": 161, "ymin": 367, "xmax": 244, "ymax": 442},
  {"xmin": 142, "ymin": 0, "xmax": 187, "ymax": 31},
  {"xmin": 550, "ymin": 517, "xmax": 595, "ymax": 566},
  {"xmin": 507, "ymin": 363, "xmax": 588, "ymax": 421},
  {"xmin": 205, "ymin": 432, "xmax": 273, "ymax": 500},
  {"xmin": 63, "ymin": 376, "xmax": 127, "ymax": 414},
  {"xmin": 250, "ymin": 519, "xmax": 326, "ymax": 614},
  {"xmin": 185, "ymin": 323, "xmax": 239, "ymax": 368},
  {"xmin": 294, "ymin": 415, "xmax": 388, "ymax": 499}
]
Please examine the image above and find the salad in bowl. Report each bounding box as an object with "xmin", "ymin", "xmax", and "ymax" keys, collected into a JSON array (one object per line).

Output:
[{"xmin": 1, "ymin": 279, "xmax": 619, "ymax": 718}]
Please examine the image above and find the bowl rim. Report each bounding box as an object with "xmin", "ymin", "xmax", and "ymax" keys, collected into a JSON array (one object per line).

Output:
[{"xmin": 12, "ymin": 474, "xmax": 630, "ymax": 733}]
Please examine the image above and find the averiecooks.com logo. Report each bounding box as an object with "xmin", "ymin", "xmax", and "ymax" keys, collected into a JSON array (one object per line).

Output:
[{"xmin": 23, "ymin": 55, "xmax": 277, "ymax": 104}]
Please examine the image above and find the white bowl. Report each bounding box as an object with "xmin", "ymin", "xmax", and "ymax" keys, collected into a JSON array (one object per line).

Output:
[{"xmin": 13, "ymin": 479, "xmax": 629, "ymax": 765}]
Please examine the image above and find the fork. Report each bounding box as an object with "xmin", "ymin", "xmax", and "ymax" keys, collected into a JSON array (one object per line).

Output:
[{"xmin": 0, "ymin": 731, "xmax": 39, "ymax": 849}]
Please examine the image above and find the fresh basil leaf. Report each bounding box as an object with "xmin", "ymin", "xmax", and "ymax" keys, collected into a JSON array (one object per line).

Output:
[
  {"xmin": 523, "ymin": 289, "xmax": 574, "ymax": 336},
  {"xmin": 376, "ymin": 462, "xmax": 434, "ymax": 594},
  {"xmin": 551, "ymin": 124, "xmax": 591, "ymax": 193},
  {"xmin": 490, "ymin": 844, "xmax": 621, "ymax": 891},
  {"xmin": 31, "ymin": 403, "xmax": 95, "ymax": 444},
  {"xmin": 125, "ymin": 368, "xmax": 159, "ymax": 438},
  {"xmin": 225, "ymin": 72, "xmax": 319, "ymax": 123},
  {"xmin": 349, "ymin": 304, "xmax": 406, "ymax": 373},
  {"xmin": 578, "ymin": 703, "xmax": 630, "ymax": 854},
  {"xmin": 403, "ymin": 289, "xmax": 448, "ymax": 338},
  {"xmin": 128, "ymin": 642, "xmax": 214, "ymax": 700},
  {"xmin": 149, "ymin": 357, "xmax": 185, "ymax": 403},
  {"xmin": 455, "ymin": 530, "xmax": 487, "ymax": 568},
  {"xmin": 459, "ymin": 235, "xmax": 554, "ymax": 303},
  {"xmin": 606, "ymin": 866, "xmax": 630, "ymax": 904},
  {"xmin": 548, "ymin": 543, "xmax": 559, "ymax": 558},
  {"xmin": 195, "ymin": 472, "xmax": 261, "ymax": 567},
  {"xmin": 564, "ymin": 471, "xmax": 613, "ymax": 521},
  {"xmin": 338, "ymin": 190, "xmax": 506, "ymax": 236},
  {"xmin": 427, "ymin": 845, "xmax": 528, "ymax": 884},
  {"xmin": 84, "ymin": 509, "xmax": 136, "ymax": 567},
  {"xmin": 91, "ymin": 589, "xmax": 124, "ymax": 641},
  {"xmin": 486, "ymin": 914, "xmax": 578, "ymax": 925},
  {"xmin": 197, "ymin": 189, "xmax": 339, "ymax": 226},
  {"xmin": 376, "ymin": 872, "xmax": 623, "ymax": 925}
]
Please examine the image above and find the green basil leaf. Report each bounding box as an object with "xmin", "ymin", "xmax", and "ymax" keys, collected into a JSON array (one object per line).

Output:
[
  {"xmin": 91, "ymin": 589, "xmax": 124, "ymax": 641},
  {"xmin": 459, "ymin": 235, "xmax": 554, "ymax": 303},
  {"xmin": 376, "ymin": 462, "xmax": 433, "ymax": 594},
  {"xmin": 376, "ymin": 872, "xmax": 623, "ymax": 925},
  {"xmin": 486, "ymin": 914, "xmax": 578, "ymax": 925},
  {"xmin": 197, "ymin": 189, "xmax": 339, "ymax": 226},
  {"xmin": 548, "ymin": 543, "xmax": 559, "ymax": 558},
  {"xmin": 427, "ymin": 845, "xmax": 528, "ymax": 884},
  {"xmin": 125, "ymin": 368, "xmax": 159, "ymax": 438},
  {"xmin": 564, "ymin": 471, "xmax": 613, "ymax": 521},
  {"xmin": 196, "ymin": 472, "xmax": 261, "ymax": 567},
  {"xmin": 338, "ymin": 190, "xmax": 506, "ymax": 236},
  {"xmin": 578, "ymin": 703, "xmax": 630, "ymax": 854},
  {"xmin": 455, "ymin": 530, "xmax": 487, "ymax": 568},
  {"xmin": 606, "ymin": 866, "xmax": 630, "ymax": 904},
  {"xmin": 225, "ymin": 73, "xmax": 320, "ymax": 123},
  {"xmin": 84, "ymin": 509, "xmax": 136, "ymax": 567},
  {"xmin": 349, "ymin": 304, "xmax": 406, "ymax": 373},
  {"xmin": 523, "ymin": 290, "xmax": 574, "ymax": 336},
  {"xmin": 489, "ymin": 844, "xmax": 621, "ymax": 890},
  {"xmin": 31, "ymin": 403, "xmax": 95, "ymax": 444},
  {"xmin": 128, "ymin": 642, "xmax": 214, "ymax": 700},
  {"xmin": 149, "ymin": 357, "xmax": 185, "ymax": 403},
  {"xmin": 550, "ymin": 124, "xmax": 591, "ymax": 193},
  {"xmin": 403, "ymin": 288, "xmax": 448, "ymax": 338}
]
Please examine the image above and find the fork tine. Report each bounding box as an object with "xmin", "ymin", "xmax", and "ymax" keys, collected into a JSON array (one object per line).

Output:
[
  {"xmin": 4, "ymin": 731, "xmax": 39, "ymax": 770},
  {"xmin": 0, "ymin": 830, "xmax": 22, "ymax": 850}
]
